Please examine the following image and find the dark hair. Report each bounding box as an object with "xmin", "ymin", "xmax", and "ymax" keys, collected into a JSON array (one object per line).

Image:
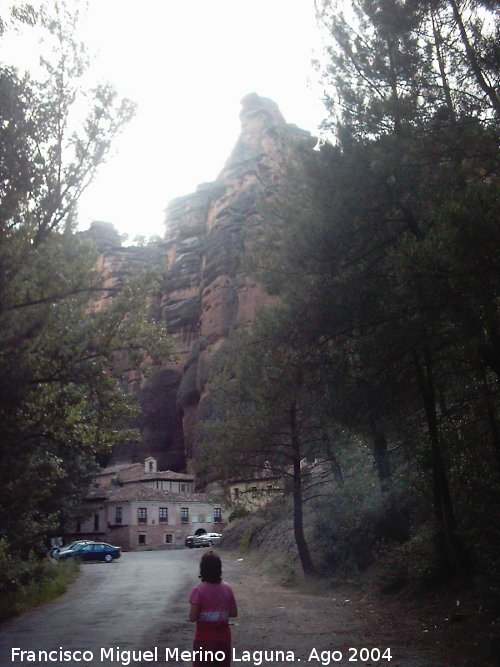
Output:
[{"xmin": 199, "ymin": 551, "xmax": 222, "ymax": 583}]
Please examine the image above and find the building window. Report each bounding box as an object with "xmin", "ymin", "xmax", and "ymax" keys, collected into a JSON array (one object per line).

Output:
[
  {"xmin": 214, "ymin": 508, "xmax": 222, "ymax": 524},
  {"xmin": 233, "ymin": 488, "xmax": 239, "ymax": 499},
  {"xmin": 165, "ymin": 534, "xmax": 173, "ymax": 544},
  {"xmin": 181, "ymin": 507, "xmax": 189, "ymax": 524},
  {"xmin": 138, "ymin": 534, "xmax": 146, "ymax": 545},
  {"xmin": 115, "ymin": 507, "xmax": 122, "ymax": 524},
  {"xmin": 93, "ymin": 513, "xmax": 99, "ymax": 531},
  {"xmin": 138, "ymin": 508, "xmax": 147, "ymax": 524},
  {"xmin": 159, "ymin": 507, "xmax": 168, "ymax": 523},
  {"xmin": 181, "ymin": 483, "xmax": 186, "ymax": 492}
]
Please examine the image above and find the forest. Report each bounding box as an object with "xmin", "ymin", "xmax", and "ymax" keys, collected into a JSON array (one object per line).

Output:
[
  {"xmin": 198, "ymin": 0, "xmax": 500, "ymax": 588},
  {"xmin": 0, "ymin": 0, "xmax": 499, "ymax": 614}
]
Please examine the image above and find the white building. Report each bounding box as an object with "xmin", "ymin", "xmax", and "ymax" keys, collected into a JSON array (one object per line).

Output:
[{"xmin": 71, "ymin": 458, "xmax": 227, "ymax": 551}]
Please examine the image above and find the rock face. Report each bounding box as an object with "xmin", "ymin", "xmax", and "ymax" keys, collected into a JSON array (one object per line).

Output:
[
  {"xmin": 161, "ymin": 94, "xmax": 315, "ymax": 465},
  {"xmin": 91, "ymin": 94, "xmax": 315, "ymax": 471},
  {"xmin": 79, "ymin": 222, "xmax": 187, "ymax": 471}
]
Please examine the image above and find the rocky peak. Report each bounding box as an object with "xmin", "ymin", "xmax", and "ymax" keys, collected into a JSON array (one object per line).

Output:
[
  {"xmin": 103, "ymin": 94, "xmax": 315, "ymax": 471},
  {"xmin": 79, "ymin": 220, "xmax": 122, "ymax": 251}
]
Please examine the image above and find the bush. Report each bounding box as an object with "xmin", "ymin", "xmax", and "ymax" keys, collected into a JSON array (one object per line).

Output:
[
  {"xmin": 229, "ymin": 506, "xmax": 250, "ymax": 522},
  {"xmin": 0, "ymin": 540, "xmax": 79, "ymax": 621},
  {"xmin": 308, "ymin": 470, "xmax": 390, "ymax": 578},
  {"xmin": 239, "ymin": 519, "xmax": 268, "ymax": 552},
  {"xmin": 375, "ymin": 524, "xmax": 446, "ymax": 592}
]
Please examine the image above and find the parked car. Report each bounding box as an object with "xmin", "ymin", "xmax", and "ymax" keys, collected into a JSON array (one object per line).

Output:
[
  {"xmin": 185, "ymin": 532, "xmax": 222, "ymax": 548},
  {"xmin": 52, "ymin": 540, "xmax": 93, "ymax": 559},
  {"xmin": 185, "ymin": 535, "xmax": 196, "ymax": 548},
  {"xmin": 57, "ymin": 541, "xmax": 121, "ymax": 563},
  {"xmin": 197, "ymin": 532, "xmax": 222, "ymax": 546}
]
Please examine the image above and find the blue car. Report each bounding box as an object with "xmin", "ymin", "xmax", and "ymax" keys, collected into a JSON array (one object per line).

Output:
[
  {"xmin": 52, "ymin": 540, "xmax": 93, "ymax": 559},
  {"xmin": 57, "ymin": 541, "xmax": 121, "ymax": 563}
]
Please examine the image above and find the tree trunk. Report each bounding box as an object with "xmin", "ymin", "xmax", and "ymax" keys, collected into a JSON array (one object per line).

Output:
[
  {"xmin": 479, "ymin": 363, "xmax": 500, "ymax": 470},
  {"xmin": 478, "ymin": 314, "xmax": 500, "ymax": 384},
  {"xmin": 322, "ymin": 426, "xmax": 344, "ymax": 484},
  {"xmin": 412, "ymin": 347, "xmax": 470, "ymax": 575},
  {"xmin": 387, "ymin": 38, "xmax": 403, "ymax": 136},
  {"xmin": 448, "ymin": 0, "xmax": 500, "ymax": 119},
  {"xmin": 370, "ymin": 418, "xmax": 409, "ymax": 542},
  {"xmin": 430, "ymin": 6, "xmax": 456, "ymax": 119},
  {"xmin": 370, "ymin": 418, "xmax": 392, "ymax": 493},
  {"xmin": 290, "ymin": 401, "xmax": 315, "ymax": 576}
]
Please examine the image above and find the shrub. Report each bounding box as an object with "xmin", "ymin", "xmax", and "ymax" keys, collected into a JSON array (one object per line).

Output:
[
  {"xmin": 375, "ymin": 524, "xmax": 446, "ymax": 592},
  {"xmin": 239, "ymin": 519, "xmax": 267, "ymax": 552},
  {"xmin": 0, "ymin": 540, "xmax": 78, "ymax": 621},
  {"xmin": 229, "ymin": 506, "xmax": 250, "ymax": 522},
  {"xmin": 308, "ymin": 469, "xmax": 389, "ymax": 578}
]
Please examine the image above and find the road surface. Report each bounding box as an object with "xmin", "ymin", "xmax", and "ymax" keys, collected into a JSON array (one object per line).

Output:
[
  {"xmin": 0, "ymin": 549, "xmax": 210, "ymax": 667},
  {"xmin": 1, "ymin": 548, "xmax": 492, "ymax": 667}
]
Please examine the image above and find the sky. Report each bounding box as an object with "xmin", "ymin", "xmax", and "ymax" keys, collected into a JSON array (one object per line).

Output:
[{"xmin": 1, "ymin": 0, "xmax": 327, "ymax": 241}]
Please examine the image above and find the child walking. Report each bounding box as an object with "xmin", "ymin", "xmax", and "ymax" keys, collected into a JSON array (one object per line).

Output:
[{"xmin": 188, "ymin": 551, "xmax": 238, "ymax": 667}]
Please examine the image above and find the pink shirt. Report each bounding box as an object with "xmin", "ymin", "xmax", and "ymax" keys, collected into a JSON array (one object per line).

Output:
[{"xmin": 189, "ymin": 581, "xmax": 236, "ymax": 641}]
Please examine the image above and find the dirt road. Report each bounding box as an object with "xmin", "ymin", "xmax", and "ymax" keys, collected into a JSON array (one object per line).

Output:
[{"xmin": 159, "ymin": 551, "xmax": 498, "ymax": 667}]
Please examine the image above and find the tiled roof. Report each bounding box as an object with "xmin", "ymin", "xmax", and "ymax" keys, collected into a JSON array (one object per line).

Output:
[
  {"xmin": 122, "ymin": 470, "xmax": 194, "ymax": 483},
  {"xmin": 96, "ymin": 462, "xmax": 194, "ymax": 483},
  {"xmin": 105, "ymin": 483, "xmax": 218, "ymax": 504}
]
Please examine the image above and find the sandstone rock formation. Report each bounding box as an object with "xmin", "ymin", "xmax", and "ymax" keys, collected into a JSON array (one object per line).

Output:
[
  {"xmin": 88, "ymin": 94, "xmax": 315, "ymax": 472},
  {"xmin": 78, "ymin": 221, "xmax": 186, "ymax": 470},
  {"xmin": 161, "ymin": 93, "xmax": 315, "ymax": 465}
]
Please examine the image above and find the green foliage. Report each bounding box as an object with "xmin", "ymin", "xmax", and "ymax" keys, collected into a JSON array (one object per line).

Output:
[
  {"xmin": 375, "ymin": 525, "xmax": 447, "ymax": 592},
  {"xmin": 0, "ymin": 539, "xmax": 79, "ymax": 621},
  {"xmin": 315, "ymin": 0, "xmax": 500, "ymax": 135},
  {"xmin": 0, "ymin": 3, "xmax": 174, "ymax": 563},
  {"xmin": 239, "ymin": 523, "xmax": 264, "ymax": 553},
  {"xmin": 199, "ymin": 305, "xmax": 337, "ymax": 480},
  {"xmin": 238, "ymin": 0, "xmax": 500, "ymax": 584},
  {"xmin": 229, "ymin": 506, "xmax": 250, "ymax": 522},
  {"xmin": 306, "ymin": 436, "xmax": 412, "ymax": 579},
  {"xmin": 277, "ymin": 558, "xmax": 297, "ymax": 585},
  {"xmin": 311, "ymin": 488, "xmax": 383, "ymax": 577},
  {"xmin": 198, "ymin": 305, "xmax": 338, "ymax": 574}
]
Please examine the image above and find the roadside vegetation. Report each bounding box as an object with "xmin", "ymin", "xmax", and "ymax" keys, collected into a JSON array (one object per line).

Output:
[
  {"xmin": 0, "ymin": 540, "xmax": 78, "ymax": 622},
  {"xmin": 0, "ymin": 2, "xmax": 173, "ymax": 613}
]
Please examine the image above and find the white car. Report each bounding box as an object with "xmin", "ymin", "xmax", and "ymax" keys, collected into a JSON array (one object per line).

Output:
[{"xmin": 185, "ymin": 532, "xmax": 223, "ymax": 548}]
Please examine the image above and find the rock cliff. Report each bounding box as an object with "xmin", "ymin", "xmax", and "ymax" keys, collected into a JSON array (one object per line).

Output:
[{"xmin": 91, "ymin": 94, "xmax": 315, "ymax": 471}]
